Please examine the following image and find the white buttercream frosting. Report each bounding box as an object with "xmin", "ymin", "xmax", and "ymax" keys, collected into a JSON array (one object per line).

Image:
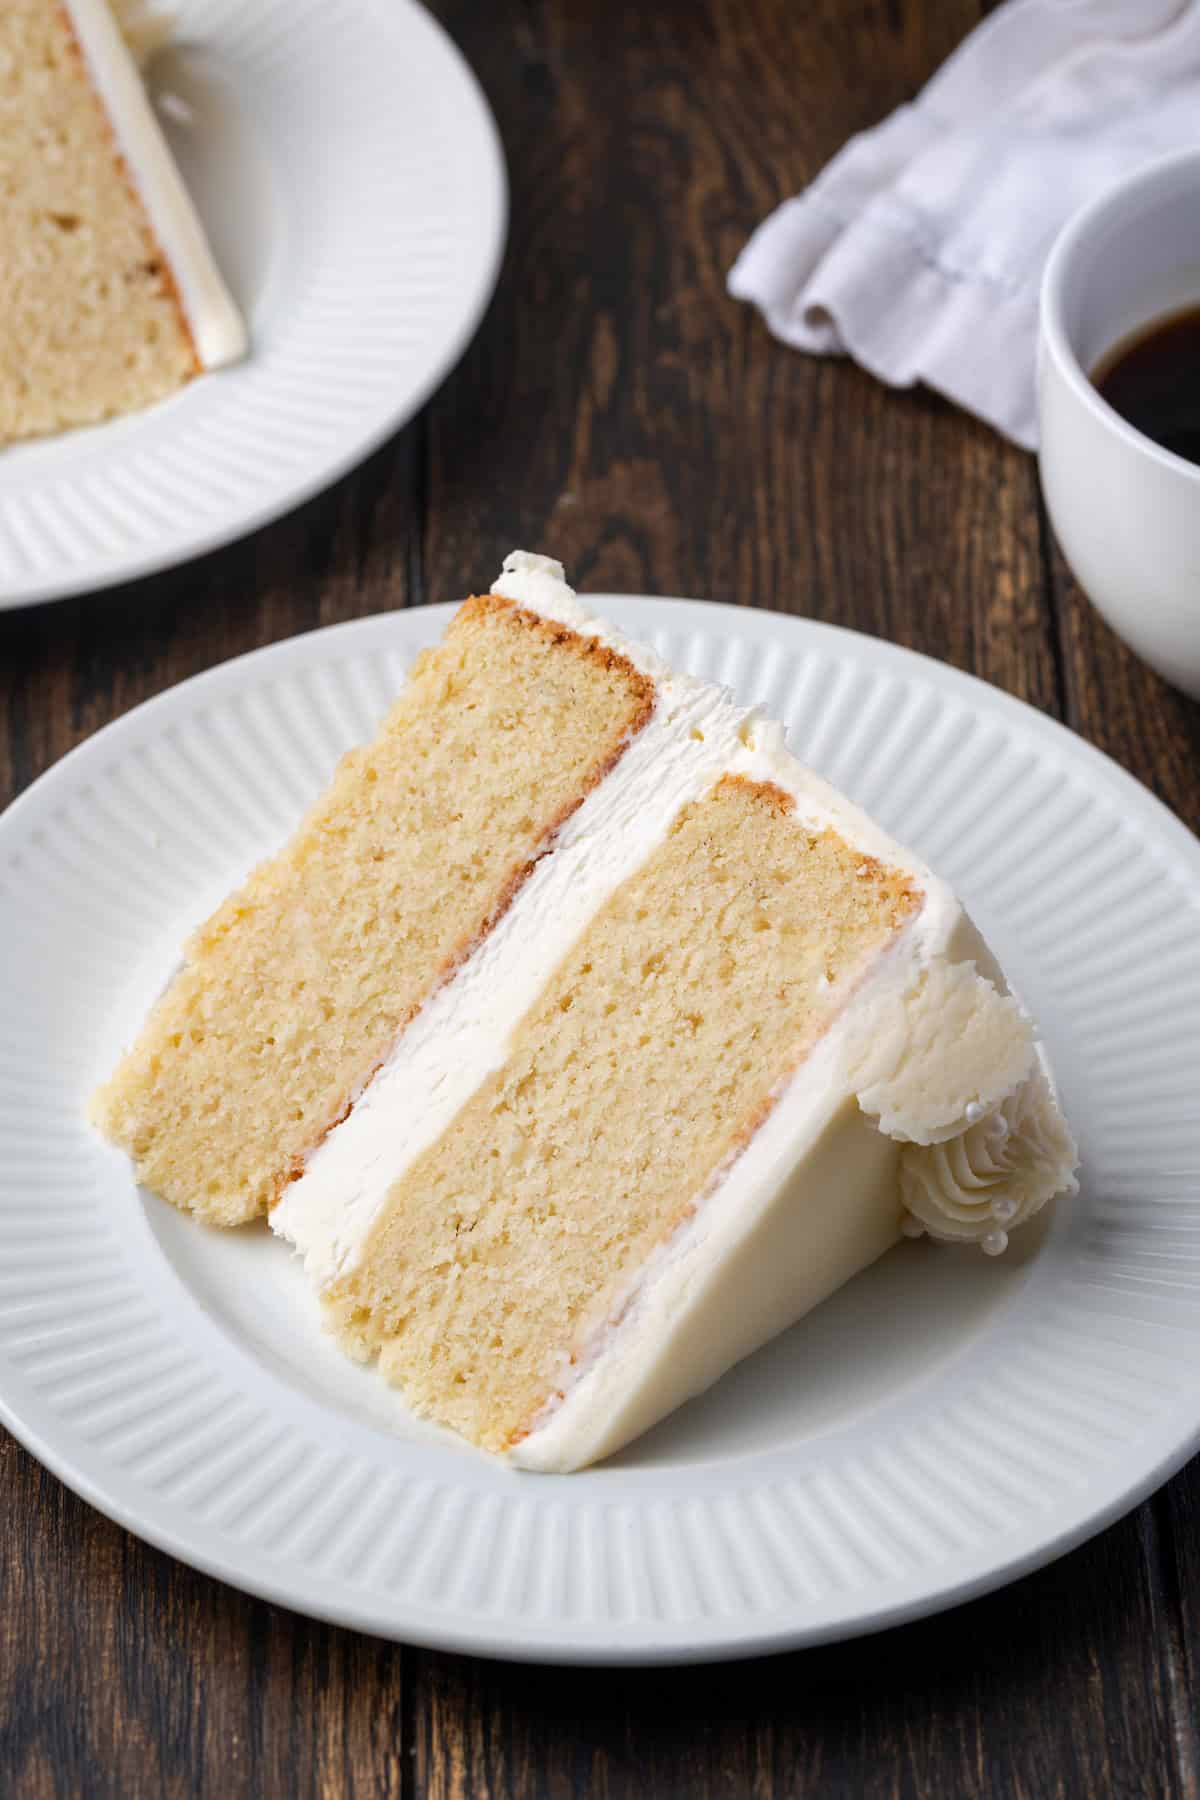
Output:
[
  {"xmin": 899, "ymin": 1049, "xmax": 1078, "ymax": 1244},
  {"xmin": 272, "ymin": 551, "xmax": 1079, "ymax": 1471},
  {"xmin": 109, "ymin": 0, "xmax": 172, "ymax": 65},
  {"xmin": 65, "ymin": 0, "xmax": 247, "ymax": 369},
  {"xmin": 838, "ymin": 956, "xmax": 1036, "ymax": 1147}
]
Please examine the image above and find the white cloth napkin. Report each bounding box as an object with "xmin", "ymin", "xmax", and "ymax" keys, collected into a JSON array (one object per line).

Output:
[{"xmin": 728, "ymin": 0, "xmax": 1200, "ymax": 448}]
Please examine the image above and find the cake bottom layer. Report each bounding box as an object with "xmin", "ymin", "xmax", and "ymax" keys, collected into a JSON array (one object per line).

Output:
[{"xmin": 324, "ymin": 774, "xmax": 920, "ymax": 1456}]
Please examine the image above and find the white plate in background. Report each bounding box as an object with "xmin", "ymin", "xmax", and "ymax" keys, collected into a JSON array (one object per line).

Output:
[
  {"xmin": 1, "ymin": 598, "xmax": 1199, "ymax": 1662},
  {"xmin": 0, "ymin": 0, "xmax": 506, "ymax": 608}
]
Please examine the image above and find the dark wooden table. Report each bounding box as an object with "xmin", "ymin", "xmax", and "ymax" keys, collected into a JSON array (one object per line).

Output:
[{"xmin": 3, "ymin": 2, "xmax": 1200, "ymax": 1794}]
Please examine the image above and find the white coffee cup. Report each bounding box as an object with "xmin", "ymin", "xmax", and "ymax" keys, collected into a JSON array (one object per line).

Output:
[{"xmin": 1039, "ymin": 148, "xmax": 1200, "ymax": 700}]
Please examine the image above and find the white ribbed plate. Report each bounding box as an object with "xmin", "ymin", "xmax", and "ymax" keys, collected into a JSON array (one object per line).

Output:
[
  {"xmin": 0, "ymin": 0, "xmax": 505, "ymax": 608},
  {"xmin": 3, "ymin": 597, "xmax": 1200, "ymax": 1664}
]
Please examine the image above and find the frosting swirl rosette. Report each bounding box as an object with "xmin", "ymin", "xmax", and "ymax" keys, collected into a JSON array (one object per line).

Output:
[{"xmin": 899, "ymin": 1053, "xmax": 1078, "ymax": 1254}]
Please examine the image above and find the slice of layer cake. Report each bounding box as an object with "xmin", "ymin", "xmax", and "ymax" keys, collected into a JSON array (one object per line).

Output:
[
  {"xmin": 1, "ymin": 0, "xmax": 245, "ymax": 443},
  {"xmin": 93, "ymin": 552, "xmax": 1077, "ymax": 1468},
  {"xmin": 91, "ymin": 592, "xmax": 655, "ymax": 1225},
  {"xmin": 259, "ymin": 553, "xmax": 1079, "ymax": 1472}
]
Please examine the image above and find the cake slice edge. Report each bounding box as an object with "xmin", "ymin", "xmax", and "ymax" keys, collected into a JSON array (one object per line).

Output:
[{"xmin": 63, "ymin": 0, "xmax": 246, "ymax": 371}]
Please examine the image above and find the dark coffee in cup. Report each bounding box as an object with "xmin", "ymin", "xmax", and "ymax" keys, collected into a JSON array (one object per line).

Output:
[{"xmin": 1093, "ymin": 307, "xmax": 1200, "ymax": 466}]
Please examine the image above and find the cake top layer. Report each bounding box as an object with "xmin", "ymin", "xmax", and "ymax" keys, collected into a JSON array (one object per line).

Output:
[{"xmin": 91, "ymin": 582, "xmax": 657, "ymax": 1225}]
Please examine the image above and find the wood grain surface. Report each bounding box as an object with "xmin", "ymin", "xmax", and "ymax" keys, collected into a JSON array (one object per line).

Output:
[{"xmin": 1, "ymin": 1, "xmax": 1198, "ymax": 1794}]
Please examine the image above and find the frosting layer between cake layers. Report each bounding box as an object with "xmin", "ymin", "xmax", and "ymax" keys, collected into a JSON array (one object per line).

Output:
[
  {"xmin": 273, "ymin": 552, "xmax": 1078, "ymax": 1472},
  {"xmin": 65, "ymin": 0, "xmax": 246, "ymax": 368}
]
